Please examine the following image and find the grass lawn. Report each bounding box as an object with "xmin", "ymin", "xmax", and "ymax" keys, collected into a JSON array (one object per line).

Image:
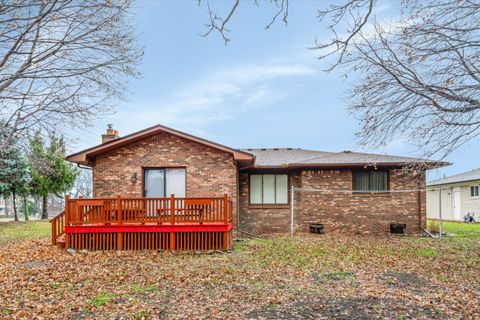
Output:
[
  {"xmin": 0, "ymin": 221, "xmax": 50, "ymax": 244},
  {"xmin": 0, "ymin": 222, "xmax": 479, "ymax": 319},
  {"xmin": 441, "ymin": 220, "xmax": 480, "ymax": 238}
]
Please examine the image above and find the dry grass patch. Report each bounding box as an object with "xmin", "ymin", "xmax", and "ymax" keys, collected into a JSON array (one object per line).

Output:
[{"xmin": 0, "ymin": 222, "xmax": 478, "ymax": 319}]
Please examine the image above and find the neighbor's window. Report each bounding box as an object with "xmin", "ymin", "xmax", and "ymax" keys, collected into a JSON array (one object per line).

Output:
[
  {"xmin": 470, "ymin": 185, "xmax": 479, "ymax": 198},
  {"xmin": 250, "ymin": 174, "xmax": 288, "ymax": 204},
  {"xmin": 353, "ymin": 170, "xmax": 388, "ymax": 192}
]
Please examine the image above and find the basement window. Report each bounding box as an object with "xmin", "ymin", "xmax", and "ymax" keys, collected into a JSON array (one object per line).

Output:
[
  {"xmin": 353, "ymin": 170, "xmax": 388, "ymax": 193},
  {"xmin": 470, "ymin": 185, "xmax": 479, "ymax": 198},
  {"xmin": 250, "ymin": 174, "xmax": 288, "ymax": 205}
]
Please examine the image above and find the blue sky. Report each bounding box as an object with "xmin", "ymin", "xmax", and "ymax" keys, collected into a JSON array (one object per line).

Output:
[{"xmin": 66, "ymin": 1, "xmax": 479, "ymax": 181}]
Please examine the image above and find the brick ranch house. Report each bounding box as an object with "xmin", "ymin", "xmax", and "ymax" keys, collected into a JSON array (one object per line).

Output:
[{"xmin": 60, "ymin": 124, "xmax": 447, "ymax": 242}]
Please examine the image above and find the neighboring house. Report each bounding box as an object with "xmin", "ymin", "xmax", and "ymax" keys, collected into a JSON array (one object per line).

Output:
[
  {"xmin": 0, "ymin": 198, "xmax": 5, "ymax": 216},
  {"xmin": 64, "ymin": 124, "xmax": 446, "ymax": 238},
  {"xmin": 427, "ymin": 169, "xmax": 480, "ymax": 221}
]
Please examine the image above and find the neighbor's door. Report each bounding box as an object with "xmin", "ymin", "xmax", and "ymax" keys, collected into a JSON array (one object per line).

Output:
[{"xmin": 452, "ymin": 187, "xmax": 461, "ymax": 221}]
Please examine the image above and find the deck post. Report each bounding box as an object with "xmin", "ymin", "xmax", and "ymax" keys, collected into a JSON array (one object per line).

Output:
[
  {"xmin": 223, "ymin": 231, "xmax": 229, "ymax": 250},
  {"xmin": 64, "ymin": 194, "xmax": 70, "ymax": 226},
  {"xmin": 170, "ymin": 194, "xmax": 175, "ymax": 225},
  {"xmin": 223, "ymin": 194, "xmax": 229, "ymax": 250},
  {"xmin": 142, "ymin": 198, "xmax": 146, "ymax": 225},
  {"xmin": 117, "ymin": 233, "xmax": 123, "ymax": 250},
  {"xmin": 117, "ymin": 194, "xmax": 122, "ymax": 225},
  {"xmin": 64, "ymin": 194, "xmax": 70, "ymax": 247},
  {"xmin": 223, "ymin": 194, "xmax": 229, "ymax": 223},
  {"xmin": 170, "ymin": 194, "xmax": 175, "ymax": 251},
  {"xmin": 51, "ymin": 220, "xmax": 56, "ymax": 245}
]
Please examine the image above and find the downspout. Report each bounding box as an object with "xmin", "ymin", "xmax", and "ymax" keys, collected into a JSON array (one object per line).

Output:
[
  {"xmin": 423, "ymin": 228, "xmax": 435, "ymax": 238},
  {"xmin": 236, "ymin": 167, "xmax": 240, "ymax": 239},
  {"xmin": 417, "ymin": 179, "xmax": 422, "ymax": 232},
  {"xmin": 290, "ymin": 186, "xmax": 295, "ymax": 238},
  {"xmin": 76, "ymin": 164, "xmax": 92, "ymax": 170},
  {"xmin": 238, "ymin": 164, "xmax": 256, "ymax": 171},
  {"xmin": 236, "ymin": 157, "xmax": 256, "ymax": 238},
  {"xmin": 439, "ymin": 186, "xmax": 443, "ymax": 239}
]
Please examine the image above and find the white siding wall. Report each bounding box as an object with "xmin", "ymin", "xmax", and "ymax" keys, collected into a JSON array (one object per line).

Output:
[
  {"xmin": 427, "ymin": 181, "xmax": 480, "ymax": 221},
  {"xmin": 460, "ymin": 184, "xmax": 480, "ymax": 218},
  {"xmin": 427, "ymin": 188, "xmax": 455, "ymax": 220}
]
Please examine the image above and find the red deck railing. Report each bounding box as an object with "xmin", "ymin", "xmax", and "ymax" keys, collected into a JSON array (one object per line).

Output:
[
  {"xmin": 65, "ymin": 194, "xmax": 233, "ymax": 226},
  {"xmin": 54, "ymin": 194, "xmax": 233, "ymax": 251},
  {"xmin": 50, "ymin": 210, "xmax": 65, "ymax": 245}
]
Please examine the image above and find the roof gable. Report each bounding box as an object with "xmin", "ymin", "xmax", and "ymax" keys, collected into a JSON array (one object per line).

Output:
[{"xmin": 66, "ymin": 124, "xmax": 254, "ymax": 166}]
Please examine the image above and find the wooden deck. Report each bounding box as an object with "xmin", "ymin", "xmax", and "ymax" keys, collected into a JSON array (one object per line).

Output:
[{"xmin": 51, "ymin": 194, "xmax": 233, "ymax": 251}]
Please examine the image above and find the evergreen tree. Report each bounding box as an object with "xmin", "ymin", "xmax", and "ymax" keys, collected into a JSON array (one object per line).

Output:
[
  {"xmin": 28, "ymin": 132, "xmax": 78, "ymax": 219},
  {"xmin": 0, "ymin": 140, "xmax": 30, "ymax": 222}
]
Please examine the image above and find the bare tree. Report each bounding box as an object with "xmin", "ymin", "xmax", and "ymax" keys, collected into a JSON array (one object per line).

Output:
[
  {"xmin": 71, "ymin": 168, "xmax": 92, "ymax": 198},
  {"xmin": 338, "ymin": 1, "xmax": 480, "ymax": 159},
  {"xmin": 199, "ymin": 0, "xmax": 480, "ymax": 159},
  {"xmin": 199, "ymin": 0, "xmax": 289, "ymax": 44},
  {"xmin": 0, "ymin": 0, "xmax": 142, "ymax": 149}
]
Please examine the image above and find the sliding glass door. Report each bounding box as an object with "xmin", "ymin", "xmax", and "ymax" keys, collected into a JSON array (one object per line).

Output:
[
  {"xmin": 144, "ymin": 168, "xmax": 186, "ymax": 197},
  {"xmin": 166, "ymin": 168, "xmax": 186, "ymax": 197}
]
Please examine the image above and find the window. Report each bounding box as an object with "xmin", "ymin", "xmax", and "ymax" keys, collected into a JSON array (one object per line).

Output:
[
  {"xmin": 250, "ymin": 174, "xmax": 288, "ymax": 204},
  {"xmin": 470, "ymin": 185, "xmax": 479, "ymax": 198},
  {"xmin": 353, "ymin": 170, "xmax": 388, "ymax": 192},
  {"xmin": 144, "ymin": 168, "xmax": 186, "ymax": 197}
]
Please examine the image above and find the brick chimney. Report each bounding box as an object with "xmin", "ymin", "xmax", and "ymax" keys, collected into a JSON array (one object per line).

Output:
[{"xmin": 101, "ymin": 124, "xmax": 119, "ymax": 143}]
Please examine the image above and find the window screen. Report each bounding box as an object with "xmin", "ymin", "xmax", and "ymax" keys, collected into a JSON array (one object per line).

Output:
[
  {"xmin": 250, "ymin": 175, "xmax": 263, "ymax": 204},
  {"xmin": 166, "ymin": 168, "xmax": 186, "ymax": 197},
  {"xmin": 249, "ymin": 174, "xmax": 288, "ymax": 204},
  {"xmin": 353, "ymin": 171, "xmax": 388, "ymax": 192},
  {"xmin": 275, "ymin": 174, "xmax": 288, "ymax": 204},
  {"xmin": 263, "ymin": 175, "xmax": 276, "ymax": 204}
]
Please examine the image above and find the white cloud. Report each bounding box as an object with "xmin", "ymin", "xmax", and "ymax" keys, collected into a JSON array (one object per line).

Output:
[
  {"xmin": 118, "ymin": 60, "xmax": 317, "ymax": 132},
  {"xmin": 374, "ymin": 3, "xmax": 392, "ymax": 14}
]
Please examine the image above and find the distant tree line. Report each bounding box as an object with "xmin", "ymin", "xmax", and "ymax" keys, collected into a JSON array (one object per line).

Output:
[
  {"xmin": 0, "ymin": 1, "xmax": 140, "ymax": 221},
  {"xmin": 0, "ymin": 131, "xmax": 77, "ymax": 221}
]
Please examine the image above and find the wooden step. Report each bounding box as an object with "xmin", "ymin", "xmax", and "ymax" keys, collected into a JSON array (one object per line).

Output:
[{"xmin": 56, "ymin": 234, "xmax": 65, "ymax": 249}]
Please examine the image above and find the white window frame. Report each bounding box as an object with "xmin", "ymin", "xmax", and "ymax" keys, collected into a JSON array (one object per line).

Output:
[
  {"xmin": 249, "ymin": 174, "xmax": 289, "ymax": 205},
  {"xmin": 469, "ymin": 185, "xmax": 479, "ymax": 198}
]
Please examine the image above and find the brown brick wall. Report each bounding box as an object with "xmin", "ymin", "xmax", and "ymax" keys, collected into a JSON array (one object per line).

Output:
[
  {"xmin": 238, "ymin": 169, "xmax": 426, "ymax": 235},
  {"xmin": 92, "ymin": 131, "xmax": 238, "ymax": 218},
  {"xmin": 238, "ymin": 171, "xmax": 301, "ymax": 234},
  {"xmin": 91, "ymin": 132, "xmax": 426, "ymax": 235},
  {"xmin": 300, "ymin": 169, "xmax": 426, "ymax": 234}
]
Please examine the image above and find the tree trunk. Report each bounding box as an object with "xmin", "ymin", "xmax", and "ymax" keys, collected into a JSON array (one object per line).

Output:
[
  {"xmin": 13, "ymin": 192, "xmax": 18, "ymax": 222},
  {"xmin": 4, "ymin": 197, "xmax": 8, "ymax": 217},
  {"xmin": 24, "ymin": 197, "xmax": 29, "ymax": 222},
  {"xmin": 41, "ymin": 195, "xmax": 48, "ymax": 220},
  {"xmin": 36, "ymin": 197, "xmax": 40, "ymax": 219}
]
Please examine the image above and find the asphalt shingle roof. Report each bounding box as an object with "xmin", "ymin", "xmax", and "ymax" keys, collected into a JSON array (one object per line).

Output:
[
  {"xmin": 428, "ymin": 168, "xmax": 480, "ymax": 186},
  {"xmin": 240, "ymin": 148, "xmax": 439, "ymax": 168}
]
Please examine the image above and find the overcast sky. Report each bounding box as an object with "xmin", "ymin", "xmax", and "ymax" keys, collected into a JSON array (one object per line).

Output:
[{"xmin": 65, "ymin": 1, "xmax": 480, "ymax": 181}]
